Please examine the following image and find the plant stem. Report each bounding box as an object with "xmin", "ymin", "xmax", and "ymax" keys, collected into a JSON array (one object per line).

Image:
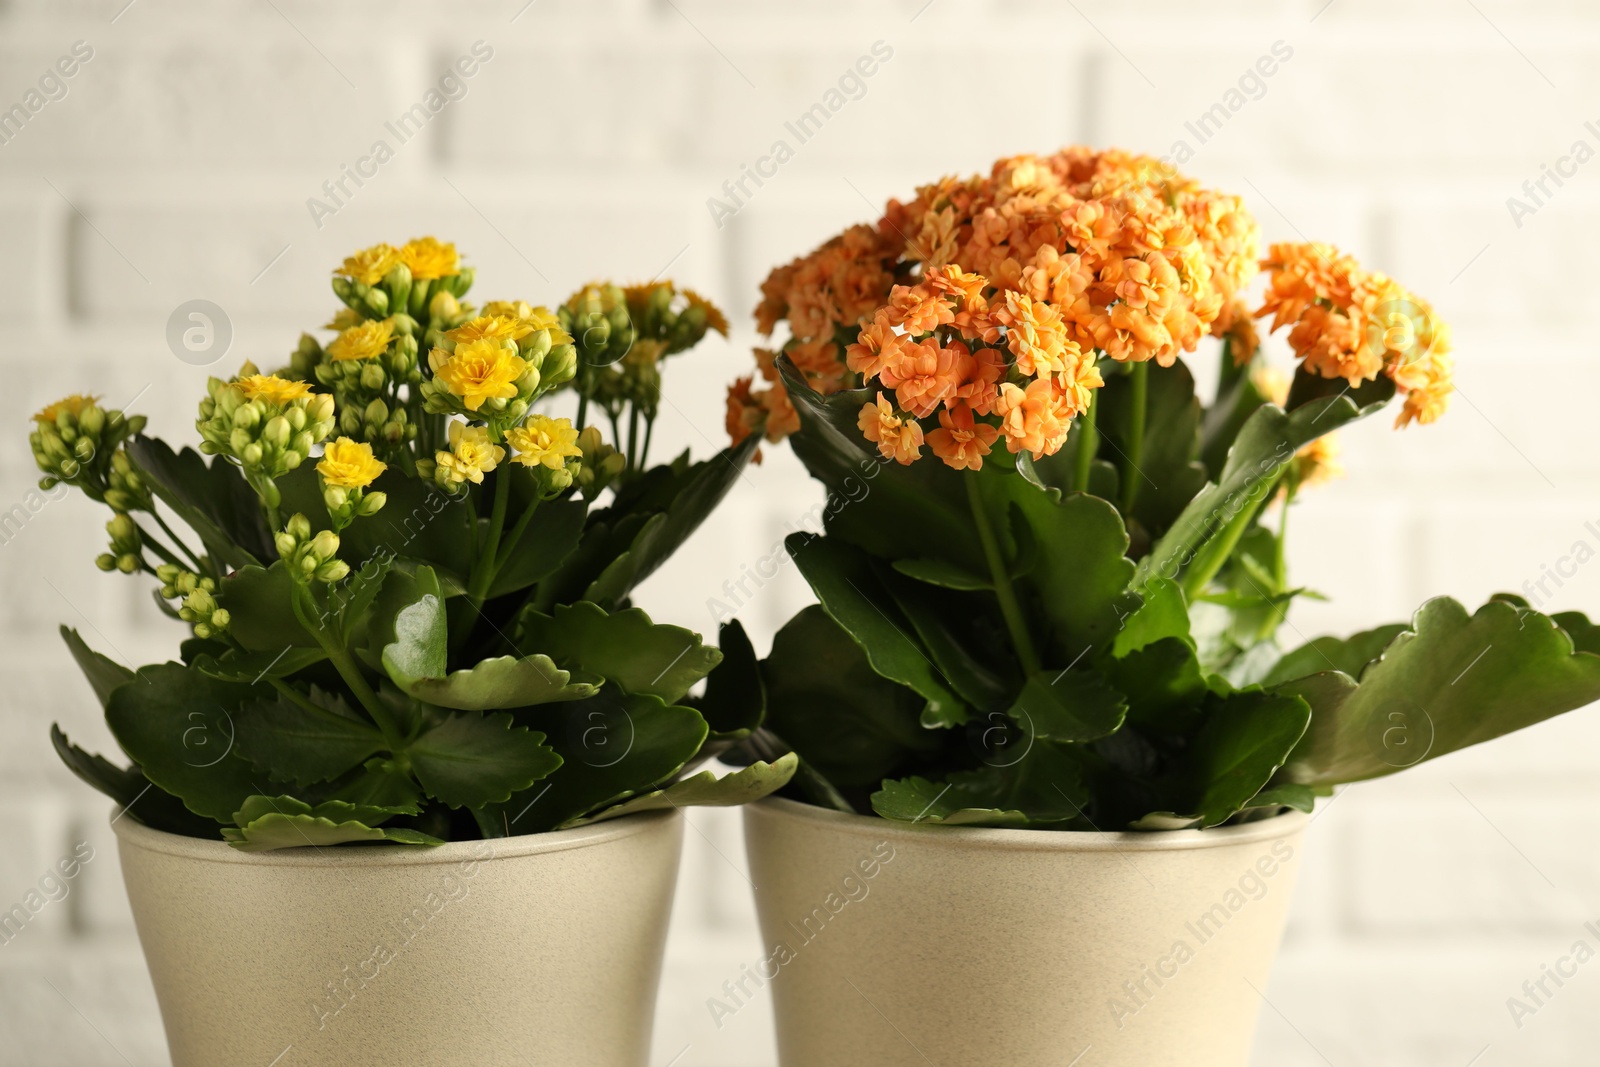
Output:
[
  {"xmin": 640, "ymin": 412, "xmax": 656, "ymax": 472},
  {"xmin": 1121, "ymin": 360, "xmax": 1149, "ymax": 515},
  {"xmin": 150, "ymin": 508, "xmax": 204, "ymax": 571},
  {"xmin": 494, "ymin": 493, "xmax": 540, "ymax": 573},
  {"xmin": 965, "ymin": 475, "xmax": 1042, "ymax": 677},
  {"xmin": 465, "ymin": 466, "xmax": 512, "ymax": 606},
  {"xmin": 1275, "ymin": 483, "xmax": 1294, "ymax": 588},
  {"xmin": 575, "ymin": 392, "xmax": 589, "ymax": 434},
  {"xmin": 1073, "ymin": 391, "xmax": 1099, "ymax": 494},
  {"xmin": 291, "ymin": 583, "xmax": 403, "ymax": 750},
  {"xmin": 627, "ymin": 405, "xmax": 640, "ymax": 475}
]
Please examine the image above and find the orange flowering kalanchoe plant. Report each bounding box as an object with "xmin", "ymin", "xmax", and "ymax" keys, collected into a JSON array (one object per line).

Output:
[
  {"xmin": 731, "ymin": 147, "xmax": 1600, "ymax": 833},
  {"xmin": 36, "ymin": 241, "xmax": 791, "ymax": 850}
]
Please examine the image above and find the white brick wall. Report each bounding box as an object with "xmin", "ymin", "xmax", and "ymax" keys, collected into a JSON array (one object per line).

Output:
[{"xmin": 4, "ymin": 1, "xmax": 1599, "ymax": 1063}]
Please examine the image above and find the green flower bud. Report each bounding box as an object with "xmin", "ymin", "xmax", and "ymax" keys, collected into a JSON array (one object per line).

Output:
[
  {"xmin": 360, "ymin": 363, "xmax": 386, "ymax": 391},
  {"xmin": 363, "ymin": 287, "xmax": 390, "ymax": 317},
  {"xmin": 287, "ymin": 514, "xmax": 312, "ymax": 540},
  {"xmin": 316, "ymin": 559, "xmax": 350, "ymax": 583},
  {"xmin": 357, "ymin": 491, "xmax": 386, "ymax": 516},
  {"xmin": 275, "ymin": 531, "xmax": 297, "ymax": 558},
  {"xmin": 116, "ymin": 553, "xmax": 140, "ymax": 574},
  {"xmin": 429, "ymin": 290, "xmax": 460, "ymax": 322},
  {"xmin": 324, "ymin": 485, "xmax": 349, "ymax": 511},
  {"xmin": 264, "ymin": 416, "xmax": 291, "ymax": 448},
  {"xmin": 96, "ymin": 553, "xmax": 116, "ymax": 572},
  {"xmin": 79, "ymin": 405, "xmax": 105, "ymax": 437},
  {"xmin": 310, "ymin": 529, "xmax": 340, "ymax": 560}
]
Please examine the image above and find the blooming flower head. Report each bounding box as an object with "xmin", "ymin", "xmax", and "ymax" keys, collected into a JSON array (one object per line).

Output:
[
  {"xmin": 317, "ymin": 437, "xmax": 387, "ymax": 488},
  {"xmin": 879, "ymin": 337, "xmax": 968, "ymax": 419},
  {"xmin": 726, "ymin": 376, "xmax": 764, "ymax": 447},
  {"xmin": 857, "ymin": 392, "xmax": 923, "ymax": 465},
  {"xmin": 435, "ymin": 422, "xmax": 504, "ymax": 486},
  {"xmin": 507, "ymin": 415, "xmax": 582, "ymax": 470},
  {"xmin": 236, "ymin": 374, "xmax": 315, "ymax": 405},
  {"xmin": 479, "ymin": 301, "xmax": 573, "ymax": 344},
  {"xmin": 34, "ymin": 394, "xmax": 99, "ymax": 424},
  {"xmin": 327, "ymin": 319, "xmax": 395, "ymax": 362},
  {"xmin": 683, "ymin": 288, "xmax": 731, "ymax": 336},
  {"xmin": 429, "ymin": 340, "xmax": 528, "ymax": 411},
  {"xmin": 927, "ymin": 405, "xmax": 1000, "ymax": 471},
  {"xmin": 399, "ymin": 237, "xmax": 460, "ymax": 281},
  {"xmin": 446, "ymin": 315, "xmax": 534, "ymax": 346},
  {"xmin": 335, "ymin": 243, "xmax": 401, "ymax": 286},
  {"xmin": 993, "ymin": 378, "xmax": 1073, "ymax": 460}
]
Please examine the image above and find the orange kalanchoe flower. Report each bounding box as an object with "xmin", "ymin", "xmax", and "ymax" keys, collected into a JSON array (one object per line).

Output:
[
  {"xmin": 858, "ymin": 392, "xmax": 923, "ymax": 465},
  {"xmin": 927, "ymin": 404, "xmax": 1000, "ymax": 471},
  {"xmin": 993, "ymin": 378, "xmax": 1074, "ymax": 460}
]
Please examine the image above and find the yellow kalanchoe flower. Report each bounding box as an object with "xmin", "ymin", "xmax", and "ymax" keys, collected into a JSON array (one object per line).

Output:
[
  {"xmin": 34, "ymin": 394, "xmax": 99, "ymax": 423},
  {"xmin": 445, "ymin": 315, "xmax": 534, "ymax": 346},
  {"xmin": 324, "ymin": 307, "xmax": 364, "ymax": 332},
  {"xmin": 683, "ymin": 288, "xmax": 730, "ymax": 337},
  {"xmin": 326, "ymin": 319, "xmax": 395, "ymax": 362},
  {"xmin": 236, "ymin": 374, "xmax": 315, "ymax": 405},
  {"xmin": 335, "ymin": 243, "xmax": 401, "ymax": 286},
  {"xmin": 507, "ymin": 415, "xmax": 582, "ymax": 470},
  {"xmin": 481, "ymin": 300, "xmax": 572, "ymax": 344},
  {"xmin": 399, "ymin": 237, "xmax": 460, "ymax": 281},
  {"xmin": 430, "ymin": 340, "xmax": 528, "ymax": 411},
  {"xmin": 317, "ymin": 437, "xmax": 387, "ymax": 489},
  {"xmin": 435, "ymin": 422, "xmax": 504, "ymax": 486}
]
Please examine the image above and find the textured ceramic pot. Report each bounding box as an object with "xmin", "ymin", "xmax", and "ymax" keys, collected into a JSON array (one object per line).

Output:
[
  {"xmin": 113, "ymin": 808, "xmax": 683, "ymax": 1067},
  {"xmin": 743, "ymin": 797, "xmax": 1306, "ymax": 1067}
]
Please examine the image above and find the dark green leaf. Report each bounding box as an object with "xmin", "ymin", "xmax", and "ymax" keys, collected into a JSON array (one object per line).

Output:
[
  {"xmin": 404, "ymin": 655, "xmax": 599, "ymax": 711},
  {"xmin": 1009, "ymin": 670, "xmax": 1127, "ymax": 743},
  {"xmin": 564, "ymin": 753, "xmax": 798, "ymax": 827},
  {"xmin": 518, "ymin": 601, "xmax": 720, "ymax": 704},
  {"xmin": 788, "ymin": 533, "xmax": 967, "ymax": 728},
  {"xmin": 761, "ymin": 606, "xmax": 939, "ymax": 789},
  {"xmin": 60, "ymin": 626, "xmax": 134, "ymax": 707},
  {"xmin": 221, "ymin": 797, "xmax": 441, "ymax": 851},
  {"xmin": 890, "ymin": 557, "xmax": 991, "ymax": 591},
  {"xmin": 192, "ymin": 646, "xmax": 327, "ymax": 683},
  {"xmin": 1241, "ymin": 783, "xmax": 1317, "ymax": 815},
  {"xmin": 124, "ymin": 436, "xmax": 273, "ymax": 567},
  {"xmin": 408, "ymin": 711, "xmax": 562, "ymax": 808},
  {"xmin": 1098, "ymin": 360, "xmax": 1208, "ymax": 537},
  {"xmin": 341, "ymin": 757, "xmax": 424, "ymax": 812},
  {"xmin": 218, "ymin": 562, "xmax": 320, "ymax": 652},
  {"xmin": 696, "ymin": 619, "xmax": 765, "ymax": 737},
  {"xmin": 1165, "ymin": 689, "xmax": 1312, "ymax": 827},
  {"xmin": 1110, "ymin": 577, "xmax": 1190, "ymax": 657},
  {"xmin": 488, "ymin": 498, "xmax": 586, "ymax": 598},
  {"xmin": 232, "ymin": 688, "xmax": 386, "ymax": 786},
  {"xmin": 1262, "ymin": 622, "xmax": 1409, "ymax": 687},
  {"xmin": 884, "ymin": 572, "xmax": 1017, "ymax": 714},
  {"xmin": 872, "ymin": 740, "xmax": 1090, "ymax": 827},
  {"xmin": 51, "ymin": 724, "xmax": 219, "ymax": 837},
  {"xmin": 338, "ymin": 472, "xmax": 474, "ymax": 581},
  {"xmin": 1102, "ymin": 637, "xmax": 1209, "ymax": 734}
]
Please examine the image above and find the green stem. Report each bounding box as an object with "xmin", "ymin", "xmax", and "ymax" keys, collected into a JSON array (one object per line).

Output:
[
  {"xmin": 1073, "ymin": 391, "xmax": 1099, "ymax": 494},
  {"xmin": 132, "ymin": 524, "xmax": 184, "ymax": 569},
  {"xmin": 640, "ymin": 412, "xmax": 656, "ymax": 472},
  {"xmin": 627, "ymin": 405, "xmax": 640, "ymax": 474},
  {"xmin": 965, "ymin": 476, "xmax": 1042, "ymax": 677},
  {"xmin": 494, "ymin": 493, "xmax": 540, "ymax": 573},
  {"xmin": 1121, "ymin": 360, "xmax": 1149, "ymax": 515},
  {"xmin": 575, "ymin": 392, "xmax": 590, "ymax": 435},
  {"xmin": 150, "ymin": 508, "xmax": 204, "ymax": 571},
  {"xmin": 1274, "ymin": 482, "xmax": 1294, "ymax": 588},
  {"xmin": 291, "ymin": 583, "xmax": 403, "ymax": 750},
  {"xmin": 465, "ymin": 467, "xmax": 512, "ymax": 606}
]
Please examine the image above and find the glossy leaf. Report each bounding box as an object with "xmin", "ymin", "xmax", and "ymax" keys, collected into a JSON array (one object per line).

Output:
[
  {"xmin": 219, "ymin": 562, "xmax": 322, "ymax": 652},
  {"xmin": 488, "ymin": 498, "xmax": 586, "ymax": 598},
  {"xmin": 338, "ymin": 472, "xmax": 474, "ymax": 581},
  {"xmin": 51, "ymin": 724, "xmax": 217, "ymax": 837},
  {"xmin": 232, "ymin": 688, "xmax": 386, "ymax": 786},
  {"xmin": 408, "ymin": 711, "xmax": 562, "ymax": 808},
  {"xmin": 60, "ymin": 626, "xmax": 134, "ymax": 707},
  {"xmin": 564, "ymin": 753, "xmax": 799, "ymax": 828},
  {"xmin": 696, "ymin": 619, "xmax": 765, "ymax": 737},
  {"xmin": 518, "ymin": 601, "xmax": 721, "ymax": 704},
  {"xmin": 1009, "ymin": 670, "xmax": 1128, "ymax": 743},
  {"xmin": 221, "ymin": 797, "xmax": 441, "ymax": 851},
  {"xmin": 872, "ymin": 740, "xmax": 1091, "ymax": 827}
]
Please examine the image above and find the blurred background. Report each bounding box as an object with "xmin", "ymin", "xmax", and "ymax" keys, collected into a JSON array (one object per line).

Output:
[{"xmin": 2, "ymin": 0, "xmax": 1599, "ymax": 1063}]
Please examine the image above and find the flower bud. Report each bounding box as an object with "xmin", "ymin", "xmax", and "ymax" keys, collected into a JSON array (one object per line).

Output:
[
  {"xmin": 287, "ymin": 513, "xmax": 312, "ymax": 540},
  {"xmin": 324, "ymin": 485, "xmax": 349, "ymax": 510},
  {"xmin": 316, "ymin": 559, "xmax": 350, "ymax": 583},
  {"xmin": 95, "ymin": 553, "xmax": 116, "ymax": 572},
  {"xmin": 116, "ymin": 553, "xmax": 140, "ymax": 574},
  {"xmin": 357, "ymin": 491, "xmax": 387, "ymax": 516},
  {"xmin": 310, "ymin": 529, "xmax": 340, "ymax": 560},
  {"xmin": 363, "ymin": 287, "xmax": 390, "ymax": 317},
  {"xmin": 429, "ymin": 290, "xmax": 460, "ymax": 322},
  {"xmin": 360, "ymin": 363, "xmax": 386, "ymax": 391},
  {"xmin": 275, "ymin": 531, "xmax": 298, "ymax": 557}
]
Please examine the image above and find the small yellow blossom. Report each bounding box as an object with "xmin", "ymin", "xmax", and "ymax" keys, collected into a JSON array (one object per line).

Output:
[
  {"xmin": 34, "ymin": 394, "xmax": 99, "ymax": 423},
  {"xmin": 324, "ymin": 307, "xmax": 364, "ymax": 332},
  {"xmin": 335, "ymin": 243, "xmax": 401, "ymax": 286},
  {"xmin": 237, "ymin": 375, "xmax": 315, "ymax": 405},
  {"xmin": 1293, "ymin": 434, "xmax": 1343, "ymax": 488},
  {"xmin": 445, "ymin": 315, "xmax": 533, "ymax": 346},
  {"xmin": 506, "ymin": 415, "xmax": 582, "ymax": 470},
  {"xmin": 430, "ymin": 340, "xmax": 528, "ymax": 411},
  {"xmin": 481, "ymin": 301, "xmax": 573, "ymax": 344},
  {"xmin": 683, "ymin": 288, "xmax": 730, "ymax": 337},
  {"xmin": 326, "ymin": 319, "xmax": 395, "ymax": 362},
  {"xmin": 399, "ymin": 237, "xmax": 460, "ymax": 281},
  {"xmin": 317, "ymin": 438, "xmax": 387, "ymax": 489},
  {"xmin": 435, "ymin": 422, "xmax": 504, "ymax": 486}
]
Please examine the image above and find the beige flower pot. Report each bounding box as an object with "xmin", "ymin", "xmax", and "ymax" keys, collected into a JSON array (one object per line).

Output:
[
  {"xmin": 742, "ymin": 797, "xmax": 1307, "ymax": 1067},
  {"xmin": 112, "ymin": 808, "xmax": 684, "ymax": 1067}
]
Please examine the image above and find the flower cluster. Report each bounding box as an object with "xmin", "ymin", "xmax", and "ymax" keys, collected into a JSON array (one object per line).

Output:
[
  {"xmin": 195, "ymin": 366, "xmax": 337, "ymax": 506},
  {"xmin": 730, "ymin": 146, "xmax": 1262, "ymax": 464},
  {"xmin": 1256, "ymin": 242, "xmax": 1453, "ymax": 428}
]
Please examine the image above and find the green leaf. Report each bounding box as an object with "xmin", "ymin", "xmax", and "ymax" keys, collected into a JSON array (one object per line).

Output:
[
  {"xmin": 1102, "ymin": 636, "xmax": 1211, "ymax": 734},
  {"xmin": 377, "ymin": 567, "xmax": 447, "ymax": 688},
  {"xmin": 1262, "ymin": 622, "xmax": 1410, "ymax": 687},
  {"xmin": 408, "ymin": 711, "xmax": 562, "ymax": 808},
  {"xmin": 518, "ymin": 602, "xmax": 721, "ymax": 704},
  {"xmin": 1169, "ymin": 690, "xmax": 1313, "ymax": 828},
  {"xmin": 1110, "ymin": 577, "xmax": 1190, "ymax": 657},
  {"xmin": 218, "ymin": 562, "xmax": 320, "ymax": 652},
  {"xmin": 221, "ymin": 797, "xmax": 442, "ymax": 851},
  {"xmin": 1009, "ymin": 670, "xmax": 1127, "ymax": 743},
  {"xmin": 406, "ymin": 655, "xmax": 599, "ymax": 711},
  {"xmin": 779, "ymin": 357, "xmax": 981, "ymax": 566},
  {"xmin": 60, "ymin": 626, "xmax": 134, "ymax": 707},
  {"xmin": 981, "ymin": 471, "xmax": 1137, "ymax": 660},
  {"xmin": 891, "ymin": 557, "xmax": 991, "ymax": 591},
  {"xmin": 192, "ymin": 646, "xmax": 327, "ymax": 683},
  {"xmin": 761, "ymin": 606, "xmax": 940, "ymax": 790},
  {"xmin": 1097, "ymin": 360, "xmax": 1208, "ymax": 537},
  {"xmin": 50, "ymin": 724, "xmax": 218, "ymax": 837},
  {"xmin": 582, "ymin": 435, "xmax": 760, "ymax": 608},
  {"xmin": 232, "ymin": 688, "xmax": 386, "ymax": 786},
  {"xmin": 1276, "ymin": 597, "xmax": 1600, "ymax": 787},
  {"xmin": 341, "ymin": 757, "xmax": 424, "ymax": 812},
  {"xmin": 697, "ymin": 619, "xmax": 765, "ymax": 737},
  {"xmin": 484, "ymin": 691, "xmax": 709, "ymax": 834},
  {"xmin": 883, "ymin": 572, "xmax": 1017, "ymax": 714},
  {"xmin": 1241, "ymin": 783, "xmax": 1317, "ymax": 815},
  {"xmin": 124, "ymin": 436, "xmax": 273, "ymax": 567},
  {"xmin": 104, "ymin": 663, "xmax": 267, "ymax": 823},
  {"xmin": 787, "ymin": 533, "xmax": 967, "ymax": 728},
  {"xmin": 1136, "ymin": 389, "xmax": 1392, "ymax": 594},
  {"xmin": 563, "ymin": 753, "xmax": 799, "ymax": 827},
  {"xmin": 338, "ymin": 472, "xmax": 474, "ymax": 582},
  {"xmin": 488, "ymin": 498, "xmax": 586, "ymax": 598},
  {"xmin": 872, "ymin": 740, "xmax": 1090, "ymax": 827}
]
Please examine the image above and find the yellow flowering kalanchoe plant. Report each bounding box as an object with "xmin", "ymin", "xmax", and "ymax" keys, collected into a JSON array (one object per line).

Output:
[
  {"xmin": 731, "ymin": 147, "xmax": 1600, "ymax": 832},
  {"xmin": 42, "ymin": 240, "xmax": 788, "ymax": 850}
]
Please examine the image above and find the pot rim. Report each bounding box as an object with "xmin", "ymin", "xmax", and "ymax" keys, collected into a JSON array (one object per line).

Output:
[
  {"xmin": 747, "ymin": 796, "xmax": 1307, "ymax": 852},
  {"xmin": 110, "ymin": 804, "xmax": 679, "ymax": 868}
]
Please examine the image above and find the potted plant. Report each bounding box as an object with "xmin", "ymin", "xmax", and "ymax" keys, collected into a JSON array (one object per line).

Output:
[
  {"xmin": 33, "ymin": 239, "xmax": 793, "ymax": 1067},
  {"xmin": 725, "ymin": 149, "xmax": 1600, "ymax": 1067}
]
